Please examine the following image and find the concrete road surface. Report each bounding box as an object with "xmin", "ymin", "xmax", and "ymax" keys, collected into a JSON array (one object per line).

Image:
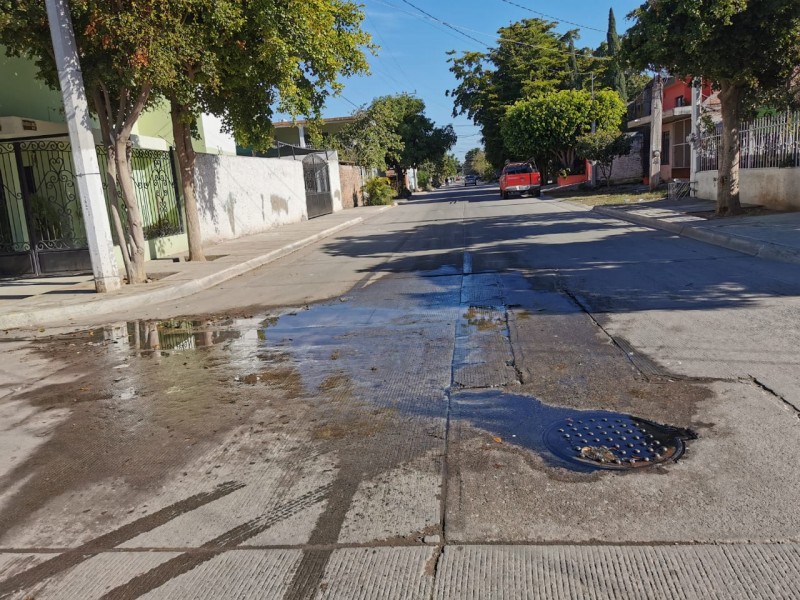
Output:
[{"xmin": 2, "ymin": 183, "xmax": 800, "ymax": 598}]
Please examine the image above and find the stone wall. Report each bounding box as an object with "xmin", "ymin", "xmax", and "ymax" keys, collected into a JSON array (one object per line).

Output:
[
  {"xmin": 696, "ymin": 168, "xmax": 800, "ymax": 210},
  {"xmin": 194, "ymin": 153, "xmax": 307, "ymax": 244},
  {"xmin": 339, "ymin": 164, "xmax": 364, "ymax": 208},
  {"xmin": 609, "ymin": 133, "xmax": 644, "ymax": 184}
]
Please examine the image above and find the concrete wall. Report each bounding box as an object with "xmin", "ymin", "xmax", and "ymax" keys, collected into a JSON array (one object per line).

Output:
[
  {"xmin": 696, "ymin": 168, "xmax": 800, "ymax": 210},
  {"xmin": 327, "ymin": 151, "xmax": 344, "ymax": 212},
  {"xmin": 194, "ymin": 154, "xmax": 307, "ymax": 244},
  {"xmin": 610, "ymin": 134, "xmax": 644, "ymax": 184},
  {"xmin": 339, "ymin": 165, "xmax": 364, "ymax": 208}
]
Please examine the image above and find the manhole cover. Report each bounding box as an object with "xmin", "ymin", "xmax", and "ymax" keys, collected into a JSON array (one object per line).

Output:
[{"xmin": 543, "ymin": 412, "xmax": 694, "ymax": 470}]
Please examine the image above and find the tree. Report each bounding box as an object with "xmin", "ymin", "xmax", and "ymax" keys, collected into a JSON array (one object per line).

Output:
[
  {"xmin": 163, "ymin": 0, "xmax": 371, "ymax": 261},
  {"xmin": 624, "ymin": 0, "xmax": 800, "ymax": 214},
  {"xmin": 576, "ymin": 130, "xmax": 633, "ymax": 186},
  {"xmin": 463, "ymin": 148, "xmax": 492, "ymax": 177},
  {"xmin": 605, "ymin": 9, "xmax": 627, "ymax": 103},
  {"xmin": 0, "ymin": 1, "xmax": 176, "ymax": 283},
  {"xmin": 448, "ymin": 19, "xmax": 583, "ymax": 168},
  {"xmin": 333, "ymin": 95, "xmax": 456, "ymax": 190},
  {"xmin": 501, "ymin": 89, "xmax": 626, "ymax": 173}
]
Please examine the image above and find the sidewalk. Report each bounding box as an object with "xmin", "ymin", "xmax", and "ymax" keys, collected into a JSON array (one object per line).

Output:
[
  {"xmin": 592, "ymin": 197, "xmax": 800, "ymax": 264},
  {"xmin": 0, "ymin": 205, "xmax": 392, "ymax": 330}
]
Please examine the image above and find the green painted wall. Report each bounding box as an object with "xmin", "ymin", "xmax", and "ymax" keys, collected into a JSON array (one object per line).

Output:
[{"xmin": 0, "ymin": 51, "xmax": 64, "ymax": 122}]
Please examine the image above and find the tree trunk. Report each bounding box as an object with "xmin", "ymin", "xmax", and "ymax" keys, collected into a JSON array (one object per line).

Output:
[
  {"xmin": 91, "ymin": 86, "xmax": 133, "ymax": 283},
  {"xmin": 717, "ymin": 81, "xmax": 744, "ymax": 216},
  {"xmin": 170, "ymin": 102, "xmax": 205, "ymax": 261},
  {"xmin": 115, "ymin": 138, "xmax": 148, "ymax": 283},
  {"xmin": 103, "ymin": 147, "xmax": 134, "ymax": 281}
]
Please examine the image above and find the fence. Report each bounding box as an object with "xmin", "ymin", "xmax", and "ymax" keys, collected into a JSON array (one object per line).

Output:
[
  {"xmin": 698, "ymin": 111, "xmax": 800, "ymax": 172},
  {"xmin": 96, "ymin": 146, "xmax": 183, "ymax": 240}
]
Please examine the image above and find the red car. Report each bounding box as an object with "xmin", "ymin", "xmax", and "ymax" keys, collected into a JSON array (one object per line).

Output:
[{"xmin": 499, "ymin": 162, "xmax": 541, "ymax": 199}]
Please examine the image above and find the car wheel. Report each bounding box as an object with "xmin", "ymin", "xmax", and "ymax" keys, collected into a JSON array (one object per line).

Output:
[{"xmin": 532, "ymin": 188, "xmax": 541, "ymax": 197}]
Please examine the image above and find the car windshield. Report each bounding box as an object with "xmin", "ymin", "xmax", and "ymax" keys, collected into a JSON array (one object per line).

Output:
[{"xmin": 505, "ymin": 164, "xmax": 534, "ymax": 174}]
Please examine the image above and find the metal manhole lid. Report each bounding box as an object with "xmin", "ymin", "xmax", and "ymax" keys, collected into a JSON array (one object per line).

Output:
[{"xmin": 543, "ymin": 411, "xmax": 695, "ymax": 470}]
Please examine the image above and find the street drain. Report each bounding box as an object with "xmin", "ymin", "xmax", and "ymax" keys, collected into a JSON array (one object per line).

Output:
[{"xmin": 544, "ymin": 412, "xmax": 695, "ymax": 470}]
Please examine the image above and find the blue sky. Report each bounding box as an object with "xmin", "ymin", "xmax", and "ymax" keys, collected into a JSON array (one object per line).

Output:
[{"xmin": 319, "ymin": 0, "xmax": 645, "ymax": 160}]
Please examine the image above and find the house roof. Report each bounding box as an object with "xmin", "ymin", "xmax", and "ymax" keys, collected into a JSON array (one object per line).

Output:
[{"xmin": 272, "ymin": 115, "xmax": 358, "ymax": 128}]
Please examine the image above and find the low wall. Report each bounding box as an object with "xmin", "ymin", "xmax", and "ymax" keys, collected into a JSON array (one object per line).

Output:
[
  {"xmin": 610, "ymin": 134, "xmax": 644, "ymax": 184},
  {"xmin": 194, "ymin": 153, "xmax": 307, "ymax": 244},
  {"xmin": 339, "ymin": 164, "xmax": 364, "ymax": 208},
  {"xmin": 696, "ymin": 168, "xmax": 800, "ymax": 210}
]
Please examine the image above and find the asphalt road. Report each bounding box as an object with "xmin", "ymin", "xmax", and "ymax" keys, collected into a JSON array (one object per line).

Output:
[{"xmin": 2, "ymin": 183, "xmax": 800, "ymax": 598}]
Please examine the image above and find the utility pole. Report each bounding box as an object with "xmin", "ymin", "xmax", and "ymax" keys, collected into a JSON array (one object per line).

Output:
[
  {"xmin": 689, "ymin": 77, "xmax": 701, "ymax": 193},
  {"xmin": 649, "ymin": 74, "xmax": 663, "ymax": 191},
  {"xmin": 45, "ymin": 0, "xmax": 121, "ymax": 292},
  {"xmin": 589, "ymin": 72, "xmax": 597, "ymax": 187}
]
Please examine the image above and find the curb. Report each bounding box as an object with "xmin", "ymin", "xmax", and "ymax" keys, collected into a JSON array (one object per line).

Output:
[
  {"xmin": 1, "ymin": 208, "xmax": 391, "ymax": 330},
  {"xmin": 592, "ymin": 205, "xmax": 800, "ymax": 266}
]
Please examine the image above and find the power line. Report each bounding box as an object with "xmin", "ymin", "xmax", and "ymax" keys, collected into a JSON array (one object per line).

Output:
[
  {"xmin": 397, "ymin": 0, "xmax": 490, "ymax": 48},
  {"xmin": 375, "ymin": 0, "xmax": 609, "ymax": 60},
  {"xmin": 498, "ymin": 0, "xmax": 605, "ymax": 33}
]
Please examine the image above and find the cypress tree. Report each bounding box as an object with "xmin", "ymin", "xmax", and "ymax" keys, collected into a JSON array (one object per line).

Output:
[
  {"xmin": 568, "ymin": 38, "xmax": 580, "ymax": 90},
  {"xmin": 607, "ymin": 8, "xmax": 627, "ymax": 102}
]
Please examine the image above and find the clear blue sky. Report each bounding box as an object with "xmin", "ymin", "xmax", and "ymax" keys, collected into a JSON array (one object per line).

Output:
[{"xmin": 317, "ymin": 0, "xmax": 644, "ymax": 160}]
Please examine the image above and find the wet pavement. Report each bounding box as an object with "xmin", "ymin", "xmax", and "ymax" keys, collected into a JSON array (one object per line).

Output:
[{"xmin": 2, "ymin": 185, "xmax": 800, "ymax": 598}]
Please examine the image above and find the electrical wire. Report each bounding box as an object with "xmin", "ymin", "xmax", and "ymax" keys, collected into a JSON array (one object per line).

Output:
[
  {"xmin": 397, "ymin": 0, "xmax": 490, "ymax": 47},
  {"xmin": 498, "ymin": 0, "xmax": 605, "ymax": 33}
]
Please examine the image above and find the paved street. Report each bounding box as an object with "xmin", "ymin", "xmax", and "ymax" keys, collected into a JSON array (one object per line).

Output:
[{"xmin": 2, "ymin": 184, "xmax": 800, "ymax": 598}]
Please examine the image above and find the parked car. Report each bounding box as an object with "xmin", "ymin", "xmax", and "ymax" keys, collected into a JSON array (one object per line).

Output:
[
  {"xmin": 464, "ymin": 175, "xmax": 478, "ymax": 186},
  {"xmin": 499, "ymin": 162, "xmax": 541, "ymax": 198}
]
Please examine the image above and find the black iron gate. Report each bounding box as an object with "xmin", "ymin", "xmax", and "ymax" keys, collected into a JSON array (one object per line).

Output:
[
  {"xmin": 0, "ymin": 139, "xmax": 90, "ymax": 277},
  {"xmin": 0, "ymin": 139, "xmax": 184, "ymax": 278},
  {"xmin": 303, "ymin": 153, "xmax": 333, "ymax": 219}
]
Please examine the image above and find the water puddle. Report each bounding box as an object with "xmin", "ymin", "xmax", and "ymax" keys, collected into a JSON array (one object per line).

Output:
[
  {"xmin": 41, "ymin": 276, "xmax": 696, "ymax": 476},
  {"xmin": 452, "ymin": 389, "xmax": 695, "ymax": 473}
]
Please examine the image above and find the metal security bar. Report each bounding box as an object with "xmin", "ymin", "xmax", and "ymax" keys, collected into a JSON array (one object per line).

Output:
[
  {"xmin": 698, "ymin": 111, "xmax": 800, "ymax": 172},
  {"xmin": 96, "ymin": 147, "xmax": 183, "ymax": 240},
  {"xmin": 667, "ymin": 180, "xmax": 693, "ymax": 200}
]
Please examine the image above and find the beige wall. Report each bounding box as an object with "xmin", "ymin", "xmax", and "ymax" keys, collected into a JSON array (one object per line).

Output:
[
  {"xmin": 339, "ymin": 165, "xmax": 364, "ymax": 208},
  {"xmin": 696, "ymin": 168, "xmax": 800, "ymax": 210}
]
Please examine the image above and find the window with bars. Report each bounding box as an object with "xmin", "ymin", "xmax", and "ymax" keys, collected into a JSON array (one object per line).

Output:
[{"xmin": 673, "ymin": 120, "xmax": 692, "ymax": 168}]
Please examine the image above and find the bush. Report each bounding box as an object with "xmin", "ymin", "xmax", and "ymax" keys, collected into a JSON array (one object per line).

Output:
[{"xmin": 364, "ymin": 177, "xmax": 394, "ymax": 206}]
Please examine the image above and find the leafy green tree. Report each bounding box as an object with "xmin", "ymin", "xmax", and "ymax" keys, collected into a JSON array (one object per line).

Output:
[
  {"xmin": 501, "ymin": 89, "xmax": 626, "ymax": 173},
  {"xmin": 0, "ymin": 0, "xmax": 182, "ymax": 282},
  {"xmin": 576, "ymin": 130, "xmax": 634, "ymax": 186},
  {"xmin": 605, "ymin": 9, "xmax": 626, "ymax": 103},
  {"xmin": 333, "ymin": 95, "xmax": 456, "ymax": 189},
  {"xmin": 448, "ymin": 19, "xmax": 582, "ymax": 168},
  {"xmin": 0, "ymin": 0, "xmax": 371, "ymax": 280},
  {"xmin": 438, "ymin": 153, "xmax": 459, "ymax": 180},
  {"xmin": 464, "ymin": 148, "xmax": 491, "ymax": 177},
  {"xmin": 624, "ymin": 0, "xmax": 800, "ymax": 214},
  {"xmin": 165, "ymin": 0, "xmax": 371, "ymax": 260}
]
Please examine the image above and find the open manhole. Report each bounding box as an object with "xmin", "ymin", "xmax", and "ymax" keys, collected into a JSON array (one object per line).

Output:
[{"xmin": 544, "ymin": 412, "xmax": 695, "ymax": 470}]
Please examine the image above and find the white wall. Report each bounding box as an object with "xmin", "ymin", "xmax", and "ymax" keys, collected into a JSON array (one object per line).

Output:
[
  {"xmin": 327, "ymin": 150, "xmax": 343, "ymax": 212},
  {"xmin": 696, "ymin": 168, "xmax": 800, "ymax": 210},
  {"xmin": 199, "ymin": 114, "xmax": 237, "ymax": 155},
  {"xmin": 194, "ymin": 154, "xmax": 307, "ymax": 244}
]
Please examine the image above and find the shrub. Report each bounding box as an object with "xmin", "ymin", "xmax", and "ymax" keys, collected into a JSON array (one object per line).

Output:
[{"xmin": 364, "ymin": 177, "xmax": 394, "ymax": 205}]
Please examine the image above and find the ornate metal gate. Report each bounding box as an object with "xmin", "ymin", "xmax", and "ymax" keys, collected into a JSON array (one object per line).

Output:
[
  {"xmin": 0, "ymin": 140, "xmax": 90, "ymax": 277},
  {"xmin": 302, "ymin": 153, "xmax": 333, "ymax": 219},
  {"xmin": 0, "ymin": 139, "xmax": 184, "ymax": 278}
]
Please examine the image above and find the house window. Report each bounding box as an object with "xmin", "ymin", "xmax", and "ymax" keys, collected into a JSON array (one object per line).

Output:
[
  {"xmin": 661, "ymin": 131, "xmax": 670, "ymax": 165},
  {"xmin": 673, "ymin": 120, "xmax": 691, "ymax": 169}
]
